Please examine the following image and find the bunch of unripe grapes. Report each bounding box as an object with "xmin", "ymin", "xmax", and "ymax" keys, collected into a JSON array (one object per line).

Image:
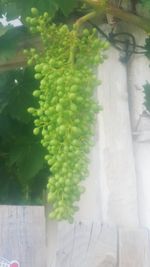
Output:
[{"xmin": 25, "ymin": 8, "xmax": 108, "ymax": 222}]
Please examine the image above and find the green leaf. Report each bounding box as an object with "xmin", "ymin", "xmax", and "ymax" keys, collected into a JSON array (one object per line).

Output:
[
  {"xmin": 0, "ymin": 25, "xmax": 29, "ymax": 62},
  {"xmin": 6, "ymin": 68, "xmax": 38, "ymax": 123},
  {"xmin": 0, "ymin": 23, "xmax": 13, "ymax": 37},
  {"xmin": 8, "ymin": 134, "xmax": 46, "ymax": 182},
  {"xmin": 16, "ymin": 0, "xmax": 58, "ymax": 21},
  {"xmin": 140, "ymin": 0, "xmax": 150, "ymax": 8},
  {"xmin": 53, "ymin": 0, "xmax": 78, "ymax": 16},
  {"xmin": 0, "ymin": 68, "xmax": 37, "ymax": 123},
  {"xmin": 0, "ymin": 0, "xmax": 58, "ymax": 21},
  {"xmin": 0, "ymin": 115, "xmax": 14, "ymax": 138},
  {"xmin": 0, "ymin": 24, "xmax": 17, "ymax": 61},
  {"xmin": 3, "ymin": 2, "xmax": 19, "ymax": 20},
  {"xmin": 143, "ymin": 82, "xmax": 150, "ymax": 112},
  {"xmin": 0, "ymin": 71, "xmax": 12, "ymax": 113}
]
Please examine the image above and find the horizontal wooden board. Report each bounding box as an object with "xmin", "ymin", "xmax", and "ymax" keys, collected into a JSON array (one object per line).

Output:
[
  {"xmin": 0, "ymin": 205, "xmax": 46, "ymax": 267},
  {"xmin": 119, "ymin": 228, "xmax": 150, "ymax": 267}
]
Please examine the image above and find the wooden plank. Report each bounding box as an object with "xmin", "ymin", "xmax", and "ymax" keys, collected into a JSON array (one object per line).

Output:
[
  {"xmin": 45, "ymin": 205, "xmax": 58, "ymax": 267},
  {"xmin": 134, "ymin": 142, "xmax": 150, "ymax": 228},
  {"xmin": 87, "ymin": 224, "xmax": 117, "ymax": 267},
  {"xmin": 0, "ymin": 205, "xmax": 46, "ymax": 267},
  {"xmin": 126, "ymin": 28, "xmax": 150, "ymax": 229},
  {"xmin": 75, "ymin": 139, "xmax": 102, "ymax": 222},
  {"xmin": 55, "ymin": 222, "xmax": 102, "ymax": 267},
  {"xmin": 55, "ymin": 222, "xmax": 75, "ymax": 267},
  {"xmin": 119, "ymin": 228, "xmax": 150, "ymax": 267},
  {"xmin": 98, "ymin": 47, "xmax": 139, "ymax": 226},
  {"xmin": 126, "ymin": 28, "xmax": 150, "ymax": 131}
]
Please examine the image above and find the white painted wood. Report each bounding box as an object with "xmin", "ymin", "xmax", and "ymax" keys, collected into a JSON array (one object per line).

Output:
[
  {"xmin": 127, "ymin": 28, "xmax": 150, "ymax": 131},
  {"xmin": 87, "ymin": 224, "xmax": 117, "ymax": 267},
  {"xmin": 127, "ymin": 27, "xmax": 150, "ymax": 229},
  {"xmin": 0, "ymin": 205, "xmax": 46, "ymax": 267},
  {"xmin": 53, "ymin": 223, "xmax": 117, "ymax": 267},
  {"xmin": 134, "ymin": 143, "xmax": 150, "ymax": 228},
  {"xmin": 46, "ymin": 95, "xmax": 103, "ymax": 267},
  {"xmin": 46, "ymin": 75, "xmax": 104, "ymax": 267},
  {"xmin": 55, "ymin": 222, "xmax": 102, "ymax": 267},
  {"xmin": 46, "ymin": 69, "xmax": 103, "ymax": 266},
  {"xmin": 45, "ymin": 107, "xmax": 103, "ymax": 266},
  {"xmin": 46, "ymin": 27, "xmax": 150, "ymax": 267},
  {"xmin": 97, "ymin": 47, "xmax": 139, "ymax": 226},
  {"xmin": 74, "ymin": 122, "xmax": 102, "ymax": 221},
  {"xmin": 119, "ymin": 228, "xmax": 150, "ymax": 267},
  {"xmin": 45, "ymin": 205, "xmax": 58, "ymax": 267}
]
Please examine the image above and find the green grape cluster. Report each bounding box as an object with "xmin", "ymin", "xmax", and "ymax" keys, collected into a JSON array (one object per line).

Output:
[{"xmin": 25, "ymin": 8, "xmax": 108, "ymax": 222}]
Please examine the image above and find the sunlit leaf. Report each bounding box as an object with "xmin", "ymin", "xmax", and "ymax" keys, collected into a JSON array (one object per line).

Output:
[{"xmin": 55, "ymin": 0, "xmax": 78, "ymax": 16}]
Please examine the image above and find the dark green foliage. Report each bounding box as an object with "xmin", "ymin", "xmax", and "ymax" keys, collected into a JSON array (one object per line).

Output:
[
  {"xmin": 0, "ymin": 67, "xmax": 49, "ymax": 204},
  {"xmin": 140, "ymin": 0, "xmax": 150, "ymax": 8},
  {"xmin": 138, "ymin": 0, "xmax": 150, "ymax": 18},
  {"xmin": 0, "ymin": 0, "xmax": 79, "ymax": 20},
  {"xmin": 144, "ymin": 37, "xmax": 150, "ymax": 59},
  {"xmin": 0, "ymin": 0, "xmax": 149, "ymax": 208},
  {"xmin": 54, "ymin": 0, "xmax": 78, "ymax": 16},
  {"xmin": 0, "ymin": 0, "xmax": 57, "ymax": 20},
  {"xmin": 143, "ymin": 82, "xmax": 150, "ymax": 112},
  {"xmin": 0, "ymin": 0, "xmax": 89, "ymax": 207},
  {"xmin": 0, "ymin": 25, "xmax": 32, "ymax": 64}
]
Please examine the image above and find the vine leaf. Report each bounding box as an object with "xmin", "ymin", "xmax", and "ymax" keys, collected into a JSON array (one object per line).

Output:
[
  {"xmin": 0, "ymin": 25, "xmax": 29, "ymax": 62},
  {"xmin": 55, "ymin": 0, "xmax": 78, "ymax": 16},
  {"xmin": 8, "ymin": 135, "xmax": 46, "ymax": 181},
  {"xmin": 0, "ymin": 23, "xmax": 13, "ymax": 37},
  {"xmin": 144, "ymin": 37, "xmax": 150, "ymax": 59},
  {"xmin": 0, "ymin": 67, "xmax": 48, "ymax": 203},
  {"xmin": 143, "ymin": 82, "xmax": 150, "ymax": 112},
  {"xmin": 0, "ymin": 68, "xmax": 37, "ymax": 122},
  {"xmin": 6, "ymin": 68, "xmax": 37, "ymax": 123},
  {"xmin": 4, "ymin": 0, "xmax": 58, "ymax": 20}
]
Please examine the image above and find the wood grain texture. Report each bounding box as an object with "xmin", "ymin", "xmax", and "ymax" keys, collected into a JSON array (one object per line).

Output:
[
  {"xmin": 45, "ymin": 205, "xmax": 58, "ymax": 267},
  {"xmin": 126, "ymin": 27, "xmax": 150, "ymax": 229},
  {"xmin": 0, "ymin": 205, "xmax": 46, "ymax": 267},
  {"xmin": 98, "ymin": 46, "xmax": 139, "ymax": 227},
  {"xmin": 87, "ymin": 224, "xmax": 117, "ymax": 267},
  {"xmin": 119, "ymin": 228, "xmax": 150, "ymax": 267},
  {"xmin": 54, "ymin": 224, "xmax": 150, "ymax": 267},
  {"xmin": 46, "ymin": 27, "xmax": 150, "ymax": 267},
  {"xmin": 55, "ymin": 222, "xmax": 102, "ymax": 267},
  {"xmin": 74, "ymin": 136, "xmax": 102, "ymax": 222},
  {"xmin": 53, "ymin": 222, "xmax": 117, "ymax": 267}
]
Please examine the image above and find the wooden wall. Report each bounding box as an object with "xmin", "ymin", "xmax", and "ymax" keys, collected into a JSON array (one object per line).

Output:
[
  {"xmin": 0, "ymin": 27, "xmax": 150, "ymax": 267},
  {"xmin": 0, "ymin": 205, "xmax": 46, "ymax": 267},
  {"xmin": 46, "ymin": 27, "xmax": 150, "ymax": 267}
]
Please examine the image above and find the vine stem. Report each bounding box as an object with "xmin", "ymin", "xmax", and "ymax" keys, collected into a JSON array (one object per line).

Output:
[
  {"xmin": 69, "ymin": 11, "xmax": 97, "ymax": 65},
  {"xmin": 0, "ymin": 2, "xmax": 150, "ymax": 72},
  {"xmin": 106, "ymin": 5, "xmax": 150, "ymax": 33},
  {"xmin": 84, "ymin": 0, "xmax": 150, "ymax": 33},
  {"xmin": 75, "ymin": 11, "xmax": 97, "ymax": 30}
]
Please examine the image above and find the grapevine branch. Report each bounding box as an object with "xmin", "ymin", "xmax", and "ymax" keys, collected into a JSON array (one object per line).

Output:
[
  {"xmin": 76, "ymin": 10, "xmax": 97, "ymax": 29},
  {"xmin": 106, "ymin": 5, "xmax": 150, "ymax": 32},
  {"xmin": 0, "ymin": 2, "xmax": 150, "ymax": 72},
  {"xmin": 84, "ymin": 0, "xmax": 150, "ymax": 32},
  {"xmin": 69, "ymin": 11, "xmax": 96, "ymax": 64}
]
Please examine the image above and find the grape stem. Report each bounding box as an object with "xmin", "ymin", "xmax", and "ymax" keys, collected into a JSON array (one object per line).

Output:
[
  {"xmin": 106, "ymin": 5, "xmax": 150, "ymax": 33},
  {"xmin": 0, "ymin": 2, "xmax": 150, "ymax": 72},
  {"xmin": 84, "ymin": 0, "xmax": 150, "ymax": 33},
  {"xmin": 75, "ymin": 11, "xmax": 97, "ymax": 30},
  {"xmin": 69, "ymin": 11, "xmax": 97, "ymax": 65}
]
